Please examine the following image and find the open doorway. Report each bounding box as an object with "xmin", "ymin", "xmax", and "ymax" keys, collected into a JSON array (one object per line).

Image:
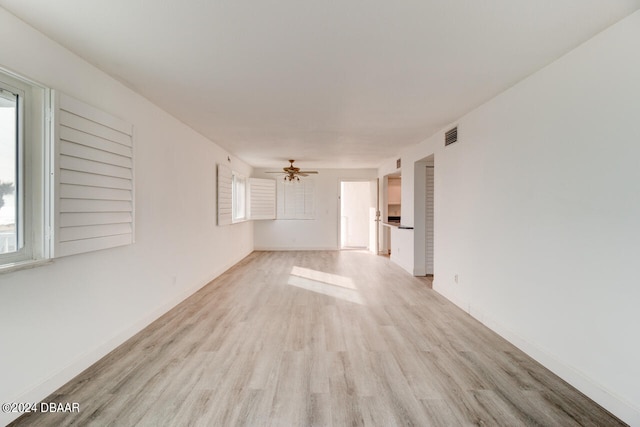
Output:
[{"xmin": 340, "ymin": 180, "xmax": 378, "ymax": 252}]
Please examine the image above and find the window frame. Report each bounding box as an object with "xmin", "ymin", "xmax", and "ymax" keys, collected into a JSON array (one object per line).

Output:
[
  {"xmin": 231, "ymin": 170, "xmax": 247, "ymax": 223},
  {"xmin": 0, "ymin": 80, "xmax": 24, "ymax": 262},
  {"xmin": 0, "ymin": 67, "xmax": 50, "ymax": 271}
]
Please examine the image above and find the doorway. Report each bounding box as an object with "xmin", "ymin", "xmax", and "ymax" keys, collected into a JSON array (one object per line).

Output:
[{"xmin": 340, "ymin": 180, "xmax": 378, "ymax": 252}]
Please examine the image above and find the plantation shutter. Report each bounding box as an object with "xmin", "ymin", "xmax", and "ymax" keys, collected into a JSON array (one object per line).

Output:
[
  {"xmin": 217, "ymin": 164, "xmax": 232, "ymax": 225},
  {"xmin": 53, "ymin": 92, "xmax": 134, "ymax": 257},
  {"xmin": 248, "ymin": 178, "xmax": 276, "ymax": 220},
  {"xmin": 276, "ymin": 180, "xmax": 314, "ymax": 220}
]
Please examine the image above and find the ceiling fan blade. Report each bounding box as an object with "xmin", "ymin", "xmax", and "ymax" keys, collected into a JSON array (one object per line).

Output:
[{"xmin": 265, "ymin": 161, "xmax": 317, "ymax": 177}]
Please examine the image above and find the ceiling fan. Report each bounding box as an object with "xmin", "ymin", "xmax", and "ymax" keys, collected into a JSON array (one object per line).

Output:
[{"xmin": 266, "ymin": 159, "xmax": 318, "ymax": 181}]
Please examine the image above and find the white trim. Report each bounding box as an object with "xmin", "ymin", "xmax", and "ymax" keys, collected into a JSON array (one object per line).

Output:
[
  {"xmin": 0, "ymin": 68, "xmax": 49, "ymax": 267},
  {"xmin": 479, "ymin": 306, "xmax": 640, "ymax": 426},
  {"xmin": 231, "ymin": 170, "xmax": 247, "ymax": 223},
  {"xmin": 433, "ymin": 283, "xmax": 640, "ymax": 426},
  {"xmin": 0, "ymin": 258, "xmax": 52, "ymax": 275},
  {"xmin": 253, "ymin": 246, "xmax": 339, "ymax": 251},
  {"xmin": 0, "ymin": 248, "xmax": 252, "ymax": 426}
]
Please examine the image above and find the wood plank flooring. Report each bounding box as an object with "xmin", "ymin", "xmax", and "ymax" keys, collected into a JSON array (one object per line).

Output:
[{"xmin": 11, "ymin": 251, "xmax": 626, "ymax": 426}]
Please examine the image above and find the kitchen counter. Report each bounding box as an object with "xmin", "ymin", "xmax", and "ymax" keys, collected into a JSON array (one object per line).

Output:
[{"xmin": 382, "ymin": 222, "xmax": 413, "ymax": 230}]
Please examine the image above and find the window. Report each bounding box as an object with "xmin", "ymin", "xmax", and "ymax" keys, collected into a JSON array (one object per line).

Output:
[
  {"xmin": 0, "ymin": 69, "xmax": 48, "ymax": 269},
  {"xmin": 217, "ymin": 166, "xmax": 276, "ymax": 224},
  {"xmin": 0, "ymin": 85, "xmax": 18, "ymax": 255},
  {"xmin": 232, "ymin": 171, "xmax": 247, "ymax": 222}
]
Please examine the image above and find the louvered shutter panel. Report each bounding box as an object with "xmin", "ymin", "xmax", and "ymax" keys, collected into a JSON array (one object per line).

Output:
[
  {"xmin": 425, "ymin": 166, "xmax": 434, "ymax": 274},
  {"xmin": 217, "ymin": 164, "xmax": 232, "ymax": 225},
  {"xmin": 248, "ymin": 178, "xmax": 276, "ymax": 220},
  {"xmin": 276, "ymin": 180, "xmax": 314, "ymax": 219},
  {"xmin": 301, "ymin": 181, "xmax": 314, "ymax": 219},
  {"xmin": 276, "ymin": 181, "xmax": 287, "ymax": 219},
  {"xmin": 53, "ymin": 92, "xmax": 134, "ymax": 257}
]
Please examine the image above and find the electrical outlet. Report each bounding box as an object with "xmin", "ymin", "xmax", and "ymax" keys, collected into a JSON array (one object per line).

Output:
[
  {"xmin": 172, "ymin": 275, "xmax": 177, "ymax": 286},
  {"xmin": 454, "ymin": 274, "xmax": 458, "ymax": 284}
]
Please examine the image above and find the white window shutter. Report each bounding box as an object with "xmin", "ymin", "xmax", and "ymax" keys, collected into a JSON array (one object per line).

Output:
[
  {"xmin": 305, "ymin": 182, "xmax": 314, "ymax": 216},
  {"xmin": 53, "ymin": 92, "xmax": 134, "ymax": 257},
  {"xmin": 248, "ymin": 178, "xmax": 276, "ymax": 220},
  {"xmin": 217, "ymin": 164, "xmax": 232, "ymax": 225},
  {"xmin": 276, "ymin": 181, "xmax": 287, "ymax": 218},
  {"xmin": 276, "ymin": 180, "xmax": 314, "ymax": 220}
]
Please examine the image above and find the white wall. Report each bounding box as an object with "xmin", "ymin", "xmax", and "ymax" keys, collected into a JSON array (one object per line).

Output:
[
  {"xmin": 382, "ymin": 11, "xmax": 640, "ymax": 424},
  {"xmin": 0, "ymin": 9, "xmax": 253, "ymax": 425},
  {"xmin": 253, "ymin": 169, "xmax": 376, "ymax": 250}
]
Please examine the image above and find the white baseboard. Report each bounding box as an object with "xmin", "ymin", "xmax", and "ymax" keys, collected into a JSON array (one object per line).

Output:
[
  {"xmin": 475, "ymin": 307, "xmax": 640, "ymax": 426},
  {"xmin": 1, "ymin": 250, "xmax": 252, "ymax": 426},
  {"xmin": 390, "ymin": 255, "xmax": 413, "ymax": 275},
  {"xmin": 432, "ymin": 283, "xmax": 640, "ymax": 426},
  {"xmin": 253, "ymin": 246, "xmax": 338, "ymax": 251}
]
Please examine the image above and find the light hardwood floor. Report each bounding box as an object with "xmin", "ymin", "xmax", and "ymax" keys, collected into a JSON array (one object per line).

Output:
[{"xmin": 11, "ymin": 251, "xmax": 626, "ymax": 426}]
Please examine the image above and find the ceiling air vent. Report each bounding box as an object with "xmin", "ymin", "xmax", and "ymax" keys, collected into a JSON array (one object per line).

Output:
[{"xmin": 445, "ymin": 126, "xmax": 458, "ymax": 146}]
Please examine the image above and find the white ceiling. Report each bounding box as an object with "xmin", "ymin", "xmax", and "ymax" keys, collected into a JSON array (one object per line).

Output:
[{"xmin": 1, "ymin": 1, "xmax": 639, "ymax": 168}]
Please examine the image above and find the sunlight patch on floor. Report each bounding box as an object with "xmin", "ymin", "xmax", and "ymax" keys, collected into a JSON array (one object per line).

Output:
[
  {"xmin": 288, "ymin": 266, "xmax": 362, "ymax": 304},
  {"xmin": 290, "ymin": 265, "xmax": 356, "ymax": 289}
]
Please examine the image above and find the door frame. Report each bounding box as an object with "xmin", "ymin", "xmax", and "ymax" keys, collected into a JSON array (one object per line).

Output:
[{"xmin": 337, "ymin": 178, "xmax": 379, "ymax": 253}]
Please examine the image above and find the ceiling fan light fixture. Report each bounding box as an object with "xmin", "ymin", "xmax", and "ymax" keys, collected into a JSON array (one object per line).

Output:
[{"xmin": 266, "ymin": 159, "xmax": 318, "ymax": 181}]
